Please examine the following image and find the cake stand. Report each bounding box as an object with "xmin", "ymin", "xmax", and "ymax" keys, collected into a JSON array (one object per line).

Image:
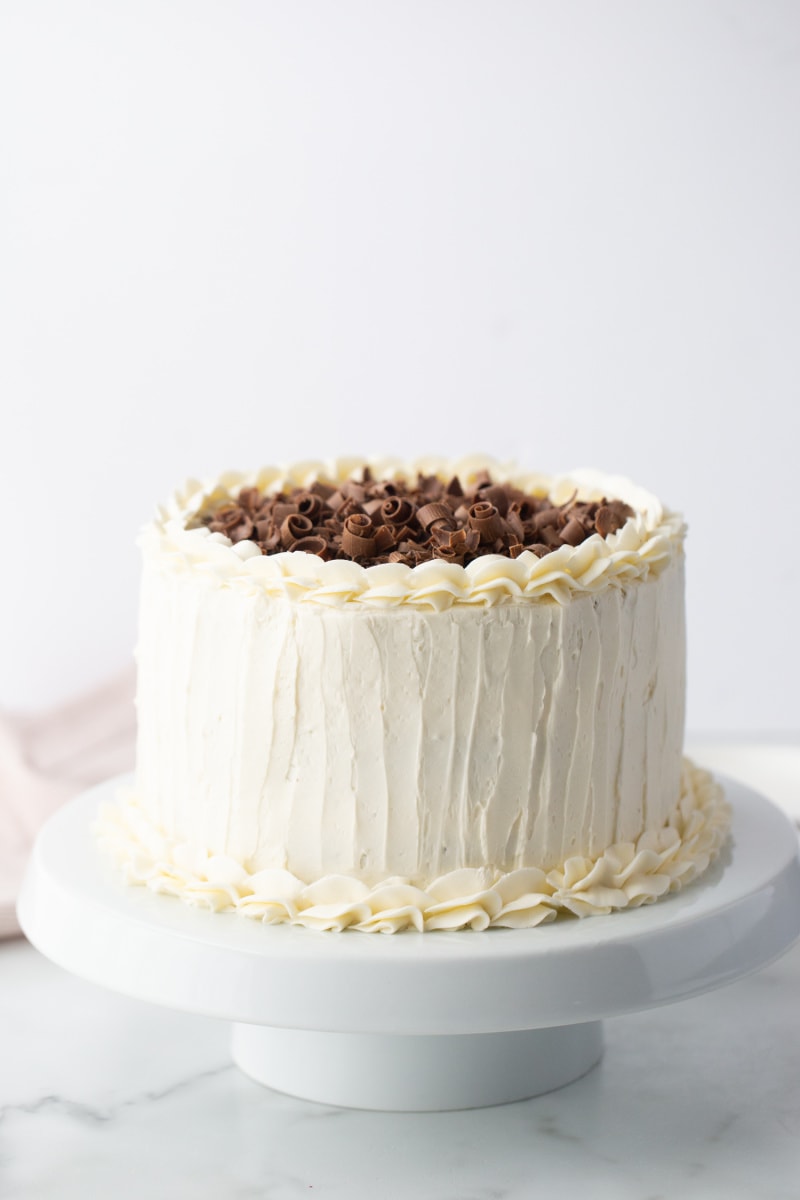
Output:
[{"xmin": 17, "ymin": 776, "xmax": 800, "ymax": 1112}]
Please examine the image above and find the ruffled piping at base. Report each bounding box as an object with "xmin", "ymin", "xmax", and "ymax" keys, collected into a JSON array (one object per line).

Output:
[{"xmin": 94, "ymin": 759, "xmax": 730, "ymax": 933}]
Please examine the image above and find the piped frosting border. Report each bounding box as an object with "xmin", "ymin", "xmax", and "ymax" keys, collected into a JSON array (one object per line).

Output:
[
  {"xmin": 144, "ymin": 457, "xmax": 685, "ymax": 610},
  {"xmin": 95, "ymin": 760, "xmax": 729, "ymax": 933}
]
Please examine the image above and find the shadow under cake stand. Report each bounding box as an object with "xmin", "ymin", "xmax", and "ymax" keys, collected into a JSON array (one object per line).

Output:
[{"xmin": 17, "ymin": 776, "xmax": 800, "ymax": 1112}]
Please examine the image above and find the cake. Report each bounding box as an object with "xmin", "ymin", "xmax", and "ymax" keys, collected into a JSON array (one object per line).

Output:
[{"xmin": 98, "ymin": 456, "xmax": 729, "ymax": 931}]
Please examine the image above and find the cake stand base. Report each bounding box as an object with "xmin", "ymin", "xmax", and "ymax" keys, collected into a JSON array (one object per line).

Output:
[
  {"xmin": 231, "ymin": 1022, "xmax": 604, "ymax": 1111},
  {"xmin": 17, "ymin": 775, "xmax": 800, "ymax": 1112}
]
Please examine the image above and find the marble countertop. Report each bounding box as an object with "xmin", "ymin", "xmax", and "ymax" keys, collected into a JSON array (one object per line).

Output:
[
  {"xmin": 1, "ymin": 928, "xmax": 799, "ymax": 1199},
  {"xmin": 3, "ymin": 742, "xmax": 799, "ymax": 1200}
]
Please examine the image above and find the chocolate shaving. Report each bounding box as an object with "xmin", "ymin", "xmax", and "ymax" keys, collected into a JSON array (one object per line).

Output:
[
  {"xmin": 197, "ymin": 473, "xmax": 635, "ymax": 568},
  {"xmin": 280, "ymin": 513, "xmax": 313, "ymax": 549},
  {"xmin": 362, "ymin": 498, "xmax": 386, "ymax": 518},
  {"xmin": 433, "ymin": 545, "xmax": 465, "ymax": 565},
  {"xmin": 291, "ymin": 536, "xmax": 330, "ymax": 559},
  {"xmin": 374, "ymin": 525, "xmax": 396, "ymax": 553},
  {"xmin": 595, "ymin": 503, "xmax": 629, "ymax": 538},
  {"xmin": 531, "ymin": 507, "xmax": 561, "ymax": 532},
  {"xmin": 481, "ymin": 485, "xmax": 509, "ymax": 517},
  {"xmin": 381, "ymin": 497, "xmax": 415, "ymax": 525},
  {"xmin": 309, "ymin": 481, "xmax": 335, "ymax": 500},
  {"xmin": 238, "ymin": 487, "xmax": 261, "ymax": 512},
  {"xmin": 341, "ymin": 513, "xmax": 377, "ymax": 558},
  {"xmin": 467, "ymin": 502, "xmax": 505, "ymax": 543},
  {"xmin": 297, "ymin": 493, "xmax": 323, "ymax": 521},
  {"xmin": 505, "ymin": 509, "xmax": 525, "ymax": 542},
  {"xmin": 560, "ymin": 517, "xmax": 587, "ymax": 547},
  {"xmin": 417, "ymin": 502, "xmax": 454, "ymax": 531}
]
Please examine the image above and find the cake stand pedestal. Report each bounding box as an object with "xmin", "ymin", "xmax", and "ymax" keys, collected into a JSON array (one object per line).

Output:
[{"xmin": 17, "ymin": 777, "xmax": 800, "ymax": 1112}]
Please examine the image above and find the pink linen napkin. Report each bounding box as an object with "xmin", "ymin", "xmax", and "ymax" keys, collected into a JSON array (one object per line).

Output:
[{"xmin": 0, "ymin": 669, "xmax": 136, "ymax": 939}]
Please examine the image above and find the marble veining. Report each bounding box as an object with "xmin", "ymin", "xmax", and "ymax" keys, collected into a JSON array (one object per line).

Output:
[{"xmin": 2, "ymin": 934, "xmax": 800, "ymax": 1199}]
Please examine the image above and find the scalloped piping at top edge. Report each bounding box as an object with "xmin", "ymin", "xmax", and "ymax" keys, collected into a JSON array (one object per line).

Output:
[{"xmin": 144, "ymin": 458, "xmax": 686, "ymax": 609}]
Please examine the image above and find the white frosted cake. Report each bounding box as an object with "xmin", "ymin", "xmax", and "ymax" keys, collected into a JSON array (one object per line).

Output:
[{"xmin": 98, "ymin": 456, "xmax": 728, "ymax": 931}]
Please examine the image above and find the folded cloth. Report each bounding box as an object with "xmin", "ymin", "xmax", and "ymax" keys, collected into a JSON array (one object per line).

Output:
[{"xmin": 0, "ymin": 669, "xmax": 136, "ymax": 939}]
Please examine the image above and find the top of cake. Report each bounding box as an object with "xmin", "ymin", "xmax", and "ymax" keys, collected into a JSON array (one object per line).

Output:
[
  {"xmin": 195, "ymin": 469, "xmax": 634, "ymax": 569},
  {"xmin": 146, "ymin": 456, "xmax": 685, "ymax": 610}
]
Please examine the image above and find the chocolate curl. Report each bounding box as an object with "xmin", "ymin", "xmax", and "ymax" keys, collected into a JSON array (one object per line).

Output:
[
  {"xmin": 505, "ymin": 509, "xmax": 525, "ymax": 542},
  {"xmin": 381, "ymin": 497, "xmax": 415, "ymax": 525},
  {"xmin": 433, "ymin": 545, "xmax": 465, "ymax": 565},
  {"xmin": 481, "ymin": 485, "xmax": 509, "ymax": 517},
  {"xmin": 388, "ymin": 525, "xmax": 420, "ymax": 546},
  {"xmin": 297, "ymin": 493, "xmax": 324, "ymax": 521},
  {"xmin": 508, "ymin": 543, "xmax": 526, "ymax": 559},
  {"xmin": 526, "ymin": 543, "xmax": 551, "ymax": 558},
  {"xmin": 210, "ymin": 503, "xmax": 242, "ymax": 530},
  {"xmin": 280, "ymin": 513, "xmax": 314, "ymax": 548},
  {"xmin": 260, "ymin": 530, "xmax": 282, "ymax": 552},
  {"xmin": 238, "ymin": 486, "xmax": 262, "ymax": 512},
  {"xmin": 449, "ymin": 527, "xmax": 480, "ymax": 554},
  {"xmin": 595, "ymin": 501, "xmax": 632, "ymax": 538},
  {"xmin": 416, "ymin": 472, "xmax": 440, "ymax": 496},
  {"xmin": 431, "ymin": 524, "xmax": 455, "ymax": 547},
  {"xmin": 416, "ymin": 502, "xmax": 453, "ymax": 531},
  {"xmin": 373, "ymin": 526, "xmax": 396, "ymax": 553},
  {"xmin": 254, "ymin": 518, "xmax": 273, "ymax": 541},
  {"xmin": 445, "ymin": 475, "xmax": 464, "ymax": 497},
  {"xmin": 291, "ymin": 535, "xmax": 331, "ymax": 559},
  {"xmin": 541, "ymin": 525, "xmax": 563, "ymax": 548},
  {"xmin": 211, "ymin": 505, "xmax": 254, "ymax": 542},
  {"xmin": 340, "ymin": 480, "xmax": 366, "ymax": 504},
  {"xmin": 230, "ymin": 517, "xmax": 254, "ymax": 542},
  {"xmin": 362, "ymin": 498, "xmax": 386, "ymax": 519},
  {"xmin": 341, "ymin": 513, "xmax": 377, "ymax": 558},
  {"xmin": 565, "ymin": 503, "xmax": 597, "ymax": 534},
  {"xmin": 512, "ymin": 498, "xmax": 535, "ymax": 521},
  {"xmin": 467, "ymin": 502, "xmax": 505, "ymax": 543},
  {"xmin": 336, "ymin": 496, "xmax": 365, "ymax": 519},
  {"xmin": 531, "ymin": 507, "xmax": 562, "ymax": 532},
  {"xmin": 560, "ymin": 517, "xmax": 587, "ymax": 547},
  {"xmin": 272, "ymin": 501, "xmax": 299, "ymax": 525},
  {"xmin": 309, "ymin": 480, "xmax": 335, "ymax": 500}
]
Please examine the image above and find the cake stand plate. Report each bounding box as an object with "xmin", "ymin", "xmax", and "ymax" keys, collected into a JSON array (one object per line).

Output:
[{"xmin": 17, "ymin": 777, "xmax": 800, "ymax": 1112}]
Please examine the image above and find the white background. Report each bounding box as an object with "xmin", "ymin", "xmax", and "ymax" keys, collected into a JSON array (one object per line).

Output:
[{"xmin": 1, "ymin": 1, "xmax": 798, "ymax": 733}]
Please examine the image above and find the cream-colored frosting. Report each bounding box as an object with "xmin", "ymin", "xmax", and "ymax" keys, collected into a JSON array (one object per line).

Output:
[
  {"xmin": 96, "ymin": 761, "xmax": 729, "ymax": 932},
  {"xmin": 103, "ymin": 458, "xmax": 722, "ymax": 933},
  {"xmin": 146, "ymin": 457, "xmax": 685, "ymax": 612},
  {"xmin": 133, "ymin": 549, "xmax": 687, "ymax": 881}
]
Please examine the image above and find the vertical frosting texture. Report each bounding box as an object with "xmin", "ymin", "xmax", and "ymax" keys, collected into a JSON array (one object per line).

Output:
[{"xmin": 134, "ymin": 552, "xmax": 686, "ymax": 883}]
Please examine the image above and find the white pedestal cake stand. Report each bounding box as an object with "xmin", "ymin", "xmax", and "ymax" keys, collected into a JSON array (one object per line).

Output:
[{"xmin": 17, "ymin": 776, "xmax": 800, "ymax": 1112}]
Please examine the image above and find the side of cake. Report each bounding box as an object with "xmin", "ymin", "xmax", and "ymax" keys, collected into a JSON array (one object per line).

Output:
[{"xmin": 98, "ymin": 457, "xmax": 729, "ymax": 931}]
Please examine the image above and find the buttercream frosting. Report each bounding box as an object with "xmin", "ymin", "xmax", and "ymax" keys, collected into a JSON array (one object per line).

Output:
[
  {"xmin": 145, "ymin": 457, "xmax": 685, "ymax": 612},
  {"xmin": 95, "ymin": 760, "xmax": 729, "ymax": 932}
]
